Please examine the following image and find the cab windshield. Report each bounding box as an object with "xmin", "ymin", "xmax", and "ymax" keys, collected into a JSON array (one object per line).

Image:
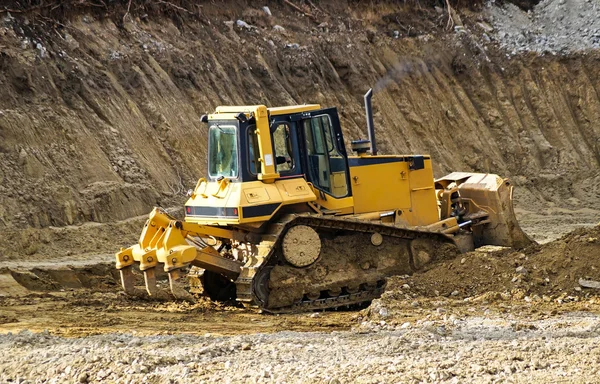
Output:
[{"xmin": 208, "ymin": 123, "xmax": 239, "ymax": 178}]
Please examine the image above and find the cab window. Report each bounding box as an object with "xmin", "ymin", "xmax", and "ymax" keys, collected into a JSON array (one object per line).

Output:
[
  {"xmin": 272, "ymin": 123, "xmax": 294, "ymax": 172},
  {"xmin": 208, "ymin": 124, "xmax": 238, "ymax": 178}
]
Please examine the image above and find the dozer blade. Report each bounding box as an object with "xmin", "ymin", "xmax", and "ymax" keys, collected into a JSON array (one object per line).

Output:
[{"xmin": 436, "ymin": 172, "xmax": 535, "ymax": 248}]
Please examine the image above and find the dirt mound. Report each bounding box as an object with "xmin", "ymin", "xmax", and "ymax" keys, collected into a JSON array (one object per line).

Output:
[{"xmin": 380, "ymin": 225, "xmax": 600, "ymax": 305}]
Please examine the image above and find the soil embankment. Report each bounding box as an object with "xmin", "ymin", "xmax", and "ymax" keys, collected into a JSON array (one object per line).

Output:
[{"xmin": 0, "ymin": 0, "xmax": 598, "ymax": 235}]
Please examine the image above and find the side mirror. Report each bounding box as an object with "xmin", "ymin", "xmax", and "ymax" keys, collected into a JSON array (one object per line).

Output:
[
  {"xmin": 235, "ymin": 112, "xmax": 248, "ymax": 123},
  {"xmin": 200, "ymin": 114, "xmax": 208, "ymax": 123}
]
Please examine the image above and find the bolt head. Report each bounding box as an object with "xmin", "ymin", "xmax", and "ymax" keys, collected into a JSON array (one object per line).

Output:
[
  {"xmin": 123, "ymin": 255, "xmax": 129, "ymax": 262},
  {"xmin": 147, "ymin": 256, "xmax": 153, "ymax": 263}
]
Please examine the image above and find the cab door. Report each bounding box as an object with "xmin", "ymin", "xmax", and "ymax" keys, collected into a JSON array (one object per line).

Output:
[{"xmin": 299, "ymin": 108, "xmax": 353, "ymax": 211}]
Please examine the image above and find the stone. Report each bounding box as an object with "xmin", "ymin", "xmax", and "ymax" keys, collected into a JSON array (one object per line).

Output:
[
  {"xmin": 78, "ymin": 372, "xmax": 89, "ymax": 383},
  {"xmin": 516, "ymin": 266, "xmax": 528, "ymax": 275},
  {"xmin": 236, "ymin": 20, "xmax": 252, "ymax": 29}
]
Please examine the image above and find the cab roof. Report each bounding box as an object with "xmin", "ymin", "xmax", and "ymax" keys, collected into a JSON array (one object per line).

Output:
[
  {"xmin": 214, "ymin": 104, "xmax": 321, "ymax": 117},
  {"xmin": 268, "ymin": 104, "xmax": 321, "ymax": 116}
]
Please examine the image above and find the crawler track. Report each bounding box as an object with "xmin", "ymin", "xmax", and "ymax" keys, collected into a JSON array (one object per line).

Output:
[{"xmin": 235, "ymin": 214, "xmax": 460, "ymax": 313}]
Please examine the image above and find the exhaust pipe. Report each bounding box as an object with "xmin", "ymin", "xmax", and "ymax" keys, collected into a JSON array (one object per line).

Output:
[{"xmin": 364, "ymin": 88, "xmax": 377, "ymax": 155}]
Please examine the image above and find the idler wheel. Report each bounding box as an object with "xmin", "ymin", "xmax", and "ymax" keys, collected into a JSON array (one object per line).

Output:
[{"xmin": 282, "ymin": 225, "xmax": 321, "ymax": 267}]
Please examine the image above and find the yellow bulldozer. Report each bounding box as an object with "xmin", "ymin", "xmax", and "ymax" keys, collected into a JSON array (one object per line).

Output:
[{"xmin": 115, "ymin": 89, "xmax": 533, "ymax": 312}]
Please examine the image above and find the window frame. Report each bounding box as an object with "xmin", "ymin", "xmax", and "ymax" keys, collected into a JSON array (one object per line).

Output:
[{"xmin": 246, "ymin": 124, "xmax": 260, "ymax": 176}]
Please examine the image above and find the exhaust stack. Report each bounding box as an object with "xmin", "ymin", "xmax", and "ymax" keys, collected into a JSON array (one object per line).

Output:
[{"xmin": 364, "ymin": 88, "xmax": 377, "ymax": 155}]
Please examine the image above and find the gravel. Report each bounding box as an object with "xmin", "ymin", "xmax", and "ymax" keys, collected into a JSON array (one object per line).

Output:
[
  {"xmin": 1, "ymin": 313, "xmax": 600, "ymax": 383},
  {"xmin": 486, "ymin": 0, "xmax": 600, "ymax": 54}
]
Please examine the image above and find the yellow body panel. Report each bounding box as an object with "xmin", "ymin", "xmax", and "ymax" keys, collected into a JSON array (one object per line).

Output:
[
  {"xmin": 268, "ymin": 104, "xmax": 321, "ymax": 115},
  {"xmin": 185, "ymin": 178, "xmax": 317, "ymax": 226},
  {"xmin": 348, "ymin": 156, "xmax": 439, "ymax": 226},
  {"xmin": 214, "ymin": 104, "xmax": 320, "ymax": 115}
]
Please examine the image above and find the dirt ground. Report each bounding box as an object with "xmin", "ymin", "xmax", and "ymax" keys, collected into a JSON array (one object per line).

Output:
[{"xmin": 0, "ymin": 212, "xmax": 598, "ymax": 382}]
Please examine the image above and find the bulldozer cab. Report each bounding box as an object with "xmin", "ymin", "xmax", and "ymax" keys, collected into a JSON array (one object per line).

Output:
[{"xmin": 207, "ymin": 106, "xmax": 351, "ymax": 200}]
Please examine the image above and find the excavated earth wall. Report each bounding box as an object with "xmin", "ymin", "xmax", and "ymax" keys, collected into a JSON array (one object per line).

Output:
[{"xmin": 0, "ymin": 0, "xmax": 598, "ymax": 238}]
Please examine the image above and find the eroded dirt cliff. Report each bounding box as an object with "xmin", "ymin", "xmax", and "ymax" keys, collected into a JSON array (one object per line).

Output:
[{"xmin": 0, "ymin": 1, "xmax": 598, "ymax": 233}]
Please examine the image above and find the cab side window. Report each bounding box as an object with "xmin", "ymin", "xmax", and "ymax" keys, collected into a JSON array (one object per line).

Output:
[{"xmin": 272, "ymin": 123, "xmax": 294, "ymax": 173}]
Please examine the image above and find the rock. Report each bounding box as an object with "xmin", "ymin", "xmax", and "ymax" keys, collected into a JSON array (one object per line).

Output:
[
  {"xmin": 285, "ymin": 43, "xmax": 300, "ymax": 49},
  {"xmin": 273, "ymin": 25, "xmax": 285, "ymax": 32},
  {"xmin": 310, "ymin": 312, "xmax": 321, "ymax": 318},
  {"xmin": 128, "ymin": 337, "xmax": 142, "ymax": 347},
  {"xmin": 78, "ymin": 372, "xmax": 89, "ymax": 383},
  {"xmin": 460, "ymin": 258, "xmax": 466, "ymax": 264},
  {"xmin": 317, "ymin": 22, "xmax": 328, "ymax": 31},
  {"xmin": 378, "ymin": 307, "xmax": 389, "ymax": 318},
  {"xmin": 454, "ymin": 26, "xmax": 466, "ymax": 34},
  {"xmin": 451, "ymin": 290, "xmax": 459, "ymax": 297},
  {"xmin": 241, "ymin": 343, "xmax": 251, "ymax": 351},
  {"xmin": 262, "ymin": 6, "xmax": 272, "ymax": 16},
  {"xmin": 477, "ymin": 22, "xmax": 494, "ymax": 33},
  {"xmin": 236, "ymin": 20, "xmax": 252, "ymax": 29},
  {"xmin": 516, "ymin": 266, "xmax": 528, "ymax": 275}
]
